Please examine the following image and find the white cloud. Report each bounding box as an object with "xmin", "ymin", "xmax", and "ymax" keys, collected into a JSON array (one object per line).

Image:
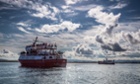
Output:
[
  {"xmin": 35, "ymin": 21, "xmax": 81, "ymax": 33},
  {"xmin": 0, "ymin": 34, "xmax": 38, "ymax": 53},
  {"xmin": 117, "ymin": 21, "xmax": 140, "ymax": 32},
  {"xmin": 61, "ymin": 5, "xmax": 70, "ymax": 9},
  {"xmin": 64, "ymin": 0, "xmax": 88, "ymax": 5},
  {"xmin": 0, "ymin": 0, "xmax": 60, "ymax": 20},
  {"xmin": 61, "ymin": 5, "xmax": 78, "ymax": 17},
  {"xmin": 0, "ymin": 33, "xmax": 81, "ymax": 53},
  {"xmin": 1, "ymin": 0, "xmax": 140, "ymax": 61},
  {"xmin": 88, "ymin": 6, "xmax": 121, "ymax": 26},
  {"xmin": 1, "ymin": 21, "xmax": 140, "ymax": 60},
  {"xmin": 82, "ymin": 20, "xmax": 140, "ymax": 56},
  {"xmin": 74, "ymin": 4, "xmax": 97, "ymax": 11},
  {"xmin": 65, "ymin": 0, "xmax": 80, "ymax": 5},
  {"xmin": 0, "ymin": 49, "xmax": 18, "ymax": 60},
  {"xmin": 16, "ymin": 21, "xmax": 33, "ymax": 33},
  {"xmin": 109, "ymin": 3, "xmax": 127, "ymax": 9},
  {"xmin": 0, "ymin": 0, "xmax": 28, "ymax": 7},
  {"xmin": 31, "ymin": 5, "xmax": 59, "ymax": 20},
  {"xmin": 74, "ymin": 44, "xmax": 93, "ymax": 55},
  {"xmin": 17, "ymin": 22, "xmax": 28, "ymax": 27},
  {"xmin": 18, "ymin": 27, "xmax": 30, "ymax": 33},
  {"xmin": 87, "ymin": 6, "xmax": 121, "ymax": 42},
  {"xmin": 62, "ymin": 9, "xmax": 74, "ymax": 13}
]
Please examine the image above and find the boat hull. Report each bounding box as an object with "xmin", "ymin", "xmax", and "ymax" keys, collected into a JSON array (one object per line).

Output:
[
  {"xmin": 19, "ymin": 59, "xmax": 67, "ymax": 68},
  {"xmin": 98, "ymin": 61, "xmax": 115, "ymax": 64}
]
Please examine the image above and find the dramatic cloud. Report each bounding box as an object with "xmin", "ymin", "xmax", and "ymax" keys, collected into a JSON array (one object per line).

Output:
[
  {"xmin": 87, "ymin": 5, "xmax": 128, "ymax": 53},
  {"xmin": 94, "ymin": 33, "xmax": 127, "ymax": 52},
  {"xmin": 74, "ymin": 44, "xmax": 93, "ymax": 56},
  {"xmin": 1, "ymin": 0, "xmax": 140, "ymax": 61},
  {"xmin": 95, "ymin": 35, "xmax": 104, "ymax": 44},
  {"xmin": 123, "ymin": 32, "xmax": 140, "ymax": 44},
  {"xmin": 88, "ymin": 6, "xmax": 121, "ymax": 26},
  {"xmin": 105, "ymin": 24, "xmax": 118, "ymax": 35},
  {"xmin": 101, "ymin": 43, "xmax": 126, "ymax": 51},
  {"xmin": 35, "ymin": 21, "xmax": 81, "ymax": 33}
]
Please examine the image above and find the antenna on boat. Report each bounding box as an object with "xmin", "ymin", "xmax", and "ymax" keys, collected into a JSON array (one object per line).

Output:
[{"xmin": 33, "ymin": 37, "xmax": 38, "ymax": 46}]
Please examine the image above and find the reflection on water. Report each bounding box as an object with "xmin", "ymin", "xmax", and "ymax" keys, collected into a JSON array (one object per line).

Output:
[{"xmin": 0, "ymin": 62, "xmax": 140, "ymax": 84}]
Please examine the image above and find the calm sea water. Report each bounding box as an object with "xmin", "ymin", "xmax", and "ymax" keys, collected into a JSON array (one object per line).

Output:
[{"xmin": 0, "ymin": 62, "xmax": 140, "ymax": 84}]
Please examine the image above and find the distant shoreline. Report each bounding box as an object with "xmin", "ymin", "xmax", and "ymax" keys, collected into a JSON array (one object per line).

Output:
[
  {"xmin": 0, "ymin": 60, "xmax": 18, "ymax": 62},
  {"xmin": 1, "ymin": 60, "xmax": 140, "ymax": 64},
  {"xmin": 71, "ymin": 61, "xmax": 140, "ymax": 64}
]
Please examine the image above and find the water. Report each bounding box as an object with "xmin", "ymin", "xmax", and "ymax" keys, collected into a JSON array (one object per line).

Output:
[{"xmin": 0, "ymin": 62, "xmax": 140, "ymax": 84}]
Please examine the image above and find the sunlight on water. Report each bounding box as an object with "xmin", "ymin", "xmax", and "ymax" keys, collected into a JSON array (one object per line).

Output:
[{"xmin": 0, "ymin": 62, "xmax": 140, "ymax": 84}]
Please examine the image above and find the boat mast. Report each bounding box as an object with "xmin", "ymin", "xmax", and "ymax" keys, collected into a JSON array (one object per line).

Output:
[{"xmin": 33, "ymin": 37, "xmax": 38, "ymax": 46}]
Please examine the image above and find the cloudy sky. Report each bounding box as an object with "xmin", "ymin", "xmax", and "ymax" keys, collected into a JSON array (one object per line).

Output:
[{"xmin": 0, "ymin": 0, "xmax": 140, "ymax": 60}]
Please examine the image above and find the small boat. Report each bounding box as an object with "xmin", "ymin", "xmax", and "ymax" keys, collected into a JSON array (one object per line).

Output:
[
  {"xmin": 18, "ymin": 37, "xmax": 67, "ymax": 68},
  {"xmin": 98, "ymin": 58, "xmax": 115, "ymax": 64}
]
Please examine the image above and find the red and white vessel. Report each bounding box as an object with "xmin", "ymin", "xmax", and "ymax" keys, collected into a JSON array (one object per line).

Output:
[{"xmin": 19, "ymin": 37, "xmax": 67, "ymax": 68}]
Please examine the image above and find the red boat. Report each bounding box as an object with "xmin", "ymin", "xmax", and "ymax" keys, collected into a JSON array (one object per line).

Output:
[{"xmin": 18, "ymin": 37, "xmax": 67, "ymax": 68}]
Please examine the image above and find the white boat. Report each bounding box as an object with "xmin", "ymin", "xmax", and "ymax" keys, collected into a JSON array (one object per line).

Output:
[{"xmin": 98, "ymin": 58, "xmax": 115, "ymax": 64}]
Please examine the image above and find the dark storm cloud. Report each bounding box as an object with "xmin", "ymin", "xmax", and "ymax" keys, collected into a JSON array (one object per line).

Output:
[{"xmin": 101, "ymin": 43, "xmax": 126, "ymax": 51}]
